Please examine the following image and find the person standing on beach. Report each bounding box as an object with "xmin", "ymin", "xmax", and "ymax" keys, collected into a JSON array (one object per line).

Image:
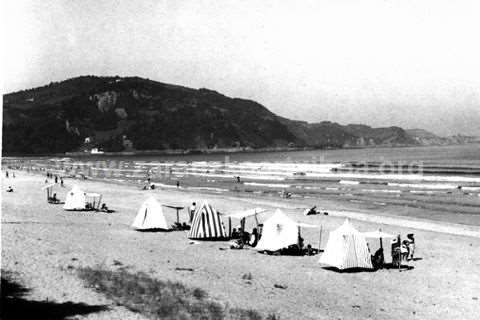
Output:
[
  {"xmin": 189, "ymin": 202, "xmax": 196, "ymax": 223},
  {"xmin": 60, "ymin": 178, "xmax": 64, "ymax": 187},
  {"xmin": 5, "ymin": 171, "xmax": 9, "ymax": 178},
  {"xmin": 55, "ymin": 176, "xmax": 58, "ymax": 183},
  {"xmin": 176, "ymin": 180, "xmax": 180, "ymax": 188}
]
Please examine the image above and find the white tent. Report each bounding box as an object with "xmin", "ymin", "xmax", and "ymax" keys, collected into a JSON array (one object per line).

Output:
[
  {"xmin": 319, "ymin": 219, "xmax": 373, "ymax": 270},
  {"xmin": 255, "ymin": 210, "xmax": 301, "ymax": 252},
  {"xmin": 63, "ymin": 186, "xmax": 87, "ymax": 210},
  {"xmin": 132, "ymin": 197, "xmax": 169, "ymax": 230}
]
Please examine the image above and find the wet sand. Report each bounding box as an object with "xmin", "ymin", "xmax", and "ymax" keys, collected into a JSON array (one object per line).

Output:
[{"xmin": 2, "ymin": 173, "xmax": 480, "ymax": 319}]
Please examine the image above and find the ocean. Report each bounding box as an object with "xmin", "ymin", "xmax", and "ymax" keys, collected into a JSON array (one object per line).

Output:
[{"xmin": 3, "ymin": 144, "xmax": 480, "ymax": 225}]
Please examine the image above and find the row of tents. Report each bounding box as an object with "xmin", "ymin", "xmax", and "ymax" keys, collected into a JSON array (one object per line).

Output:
[
  {"xmin": 131, "ymin": 196, "xmax": 388, "ymax": 270},
  {"xmin": 57, "ymin": 186, "xmax": 392, "ymax": 270}
]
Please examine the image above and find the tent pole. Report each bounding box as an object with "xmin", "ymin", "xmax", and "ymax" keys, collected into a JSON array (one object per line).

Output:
[
  {"xmin": 379, "ymin": 228, "xmax": 383, "ymax": 249},
  {"xmin": 228, "ymin": 217, "xmax": 232, "ymax": 237},
  {"xmin": 176, "ymin": 209, "xmax": 180, "ymax": 224},
  {"xmin": 318, "ymin": 225, "xmax": 323, "ymax": 252}
]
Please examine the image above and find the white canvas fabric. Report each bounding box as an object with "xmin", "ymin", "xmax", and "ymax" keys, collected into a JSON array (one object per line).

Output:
[
  {"xmin": 132, "ymin": 197, "xmax": 169, "ymax": 230},
  {"xmin": 187, "ymin": 201, "xmax": 227, "ymax": 239},
  {"xmin": 319, "ymin": 219, "xmax": 373, "ymax": 270},
  {"xmin": 255, "ymin": 209, "xmax": 299, "ymax": 251},
  {"xmin": 63, "ymin": 186, "xmax": 87, "ymax": 210}
]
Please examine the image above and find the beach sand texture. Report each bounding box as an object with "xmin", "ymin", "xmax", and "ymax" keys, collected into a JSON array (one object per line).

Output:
[{"xmin": 2, "ymin": 173, "xmax": 480, "ymax": 319}]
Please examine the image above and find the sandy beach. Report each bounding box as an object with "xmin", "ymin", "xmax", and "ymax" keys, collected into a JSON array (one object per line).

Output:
[{"xmin": 2, "ymin": 172, "xmax": 480, "ymax": 319}]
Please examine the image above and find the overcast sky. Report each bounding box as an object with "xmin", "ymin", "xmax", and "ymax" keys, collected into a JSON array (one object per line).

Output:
[{"xmin": 2, "ymin": 0, "xmax": 480, "ymax": 136}]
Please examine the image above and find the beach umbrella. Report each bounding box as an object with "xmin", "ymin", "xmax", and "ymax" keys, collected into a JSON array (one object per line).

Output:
[
  {"xmin": 163, "ymin": 204, "xmax": 185, "ymax": 223},
  {"xmin": 225, "ymin": 207, "xmax": 268, "ymax": 234},
  {"xmin": 362, "ymin": 230, "xmax": 394, "ymax": 249},
  {"xmin": 362, "ymin": 231, "xmax": 395, "ymax": 238}
]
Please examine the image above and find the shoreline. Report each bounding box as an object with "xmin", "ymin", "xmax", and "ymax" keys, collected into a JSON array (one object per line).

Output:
[
  {"xmin": 4, "ymin": 142, "xmax": 480, "ymax": 158},
  {"xmin": 8, "ymin": 170, "xmax": 480, "ymax": 238}
]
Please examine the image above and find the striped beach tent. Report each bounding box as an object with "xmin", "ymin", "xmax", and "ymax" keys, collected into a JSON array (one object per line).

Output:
[
  {"xmin": 319, "ymin": 219, "xmax": 373, "ymax": 270},
  {"xmin": 187, "ymin": 201, "xmax": 227, "ymax": 239}
]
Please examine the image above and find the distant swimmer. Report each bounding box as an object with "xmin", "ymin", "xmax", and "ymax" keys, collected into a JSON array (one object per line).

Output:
[{"xmin": 6, "ymin": 186, "xmax": 13, "ymax": 193}]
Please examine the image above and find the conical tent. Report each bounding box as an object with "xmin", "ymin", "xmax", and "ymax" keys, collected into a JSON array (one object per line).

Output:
[
  {"xmin": 63, "ymin": 186, "xmax": 87, "ymax": 210},
  {"xmin": 187, "ymin": 201, "xmax": 227, "ymax": 239},
  {"xmin": 132, "ymin": 197, "xmax": 169, "ymax": 230},
  {"xmin": 319, "ymin": 219, "xmax": 373, "ymax": 270},
  {"xmin": 255, "ymin": 209, "xmax": 299, "ymax": 251}
]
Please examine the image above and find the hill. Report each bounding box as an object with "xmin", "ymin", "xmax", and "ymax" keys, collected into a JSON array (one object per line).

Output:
[{"xmin": 3, "ymin": 76, "xmax": 419, "ymax": 155}]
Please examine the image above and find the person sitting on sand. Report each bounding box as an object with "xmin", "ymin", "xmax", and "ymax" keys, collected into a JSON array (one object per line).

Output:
[
  {"xmin": 306, "ymin": 206, "xmax": 317, "ymax": 215},
  {"xmin": 172, "ymin": 222, "xmax": 183, "ymax": 230},
  {"xmin": 306, "ymin": 244, "xmax": 314, "ymax": 256},
  {"xmin": 231, "ymin": 228, "xmax": 239, "ymax": 239},
  {"xmin": 50, "ymin": 193, "xmax": 59, "ymax": 203},
  {"xmin": 298, "ymin": 235, "xmax": 304, "ymax": 251},
  {"xmin": 240, "ymin": 230, "xmax": 250, "ymax": 244},
  {"xmin": 372, "ymin": 248, "xmax": 385, "ymax": 269},
  {"xmin": 391, "ymin": 236, "xmax": 401, "ymax": 267},
  {"xmin": 182, "ymin": 222, "xmax": 190, "ymax": 230},
  {"xmin": 401, "ymin": 240, "xmax": 409, "ymax": 261},
  {"xmin": 230, "ymin": 237, "xmax": 244, "ymax": 250},
  {"xmin": 6, "ymin": 186, "xmax": 13, "ymax": 192},
  {"xmin": 101, "ymin": 203, "xmax": 109, "ymax": 211}
]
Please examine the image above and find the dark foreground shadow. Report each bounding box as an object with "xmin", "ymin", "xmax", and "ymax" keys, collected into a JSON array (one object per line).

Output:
[
  {"xmin": 322, "ymin": 267, "xmax": 376, "ymax": 273},
  {"xmin": 322, "ymin": 263, "xmax": 415, "ymax": 273},
  {"xmin": 1, "ymin": 275, "xmax": 108, "ymax": 320},
  {"xmin": 135, "ymin": 228, "xmax": 173, "ymax": 233},
  {"xmin": 382, "ymin": 263, "xmax": 415, "ymax": 271}
]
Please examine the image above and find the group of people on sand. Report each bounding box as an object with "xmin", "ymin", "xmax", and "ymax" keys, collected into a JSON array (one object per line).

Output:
[
  {"xmin": 391, "ymin": 234, "xmax": 415, "ymax": 267},
  {"xmin": 230, "ymin": 226, "xmax": 262, "ymax": 249},
  {"xmin": 142, "ymin": 178, "xmax": 156, "ymax": 190},
  {"xmin": 45, "ymin": 172, "xmax": 64, "ymax": 187},
  {"xmin": 371, "ymin": 233, "xmax": 415, "ymax": 269}
]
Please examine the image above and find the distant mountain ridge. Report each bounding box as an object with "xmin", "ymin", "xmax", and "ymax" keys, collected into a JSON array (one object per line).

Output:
[{"xmin": 2, "ymin": 76, "xmax": 472, "ymax": 155}]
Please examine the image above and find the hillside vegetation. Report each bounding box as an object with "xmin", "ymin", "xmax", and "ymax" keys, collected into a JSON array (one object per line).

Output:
[{"xmin": 3, "ymin": 76, "xmax": 422, "ymax": 155}]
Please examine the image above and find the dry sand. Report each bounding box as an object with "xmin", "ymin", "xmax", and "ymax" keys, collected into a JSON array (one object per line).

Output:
[{"xmin": 2, "ymin": 173, "xmax": 480, "ymax": 319}]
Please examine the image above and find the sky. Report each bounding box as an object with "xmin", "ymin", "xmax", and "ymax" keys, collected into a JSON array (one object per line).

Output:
[{"xmin": 2, "ymin": 0, "xmax": 480, "ymax": 136}]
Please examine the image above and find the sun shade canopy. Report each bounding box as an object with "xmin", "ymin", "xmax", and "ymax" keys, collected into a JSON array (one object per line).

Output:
[
  {"xmin": 362, "ymin": 231, "xmax": 395, "ymax": 238},
  {"xmin": 225, "ymin": 207, "xmax": 267, "ymax": 219}
]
